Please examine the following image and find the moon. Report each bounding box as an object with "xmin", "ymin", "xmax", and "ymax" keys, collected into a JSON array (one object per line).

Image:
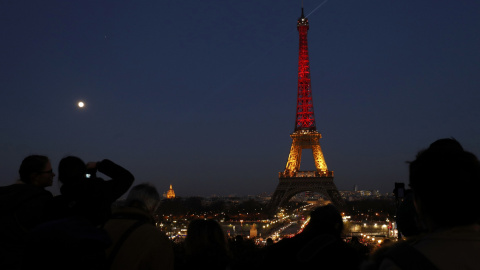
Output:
[{"xmin": 78, "ymin": 101, "xmax": 85, "ymax": 108}]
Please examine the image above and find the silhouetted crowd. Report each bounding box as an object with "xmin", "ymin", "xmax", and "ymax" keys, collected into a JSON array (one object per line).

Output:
[{"xmin": 0, "ymin": 138, "xmax": 479, "ymax": 270}]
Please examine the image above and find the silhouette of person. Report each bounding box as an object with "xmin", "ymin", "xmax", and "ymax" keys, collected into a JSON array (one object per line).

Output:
[
  {"xmin": 266, "ymin": 237, "xmax": 274, "ymax": 246},
  {"xmin": 374, "ymin": 138, "xmax": 480, "ymax": 269},
  {"xmin": 52, "ymin": 156, "xmax": 134, "ymax": 226},
  {"xmin": 260, "ymin": 204, "xmax": 362, "ymax": 270},
  {"xmin": 103, "ymin": 183, "xmax": 174, "ymax": 270},
  {"xmin": 229, "ymin": 234, "xmax": 259, "ymax": 270},
  {"xmin": 0, "ymin": 155, "xmax": 55, "ymax": 270},
  {"xmin": 178, "ymin": 219, "xmax": 232, "ymax": 270},
  {"xmin": 349, "ymin": 236, "xmax": 370, "ymax": 261},
  {"xmin": 22, "ymin": 156, "xmax": 134, "ymax": 270}
]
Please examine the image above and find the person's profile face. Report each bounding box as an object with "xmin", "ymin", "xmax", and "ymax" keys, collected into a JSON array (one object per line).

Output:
[{"xmin": 33, "ymin": 161, "xmax": 55, "ymax": 188}]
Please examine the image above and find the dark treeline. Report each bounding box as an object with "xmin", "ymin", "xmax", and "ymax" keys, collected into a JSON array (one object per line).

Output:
[
  {"xmin": 156, "ymin": 196, "xmax": 397, "ymax": 220},
  {"xmin": 157, "ymin": 197, "xmax": 267, "ymax": 218}
]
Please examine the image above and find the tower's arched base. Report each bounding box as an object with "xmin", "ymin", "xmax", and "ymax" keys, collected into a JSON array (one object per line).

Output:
[{"xmin": 267, "ymin": 176, "xmax": 344, "ymax": 215}]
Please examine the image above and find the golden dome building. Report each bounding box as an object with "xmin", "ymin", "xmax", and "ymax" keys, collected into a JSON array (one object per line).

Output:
[{"xmin": 166, "ymin": 184, "xmax": 175, "ymax": 199}]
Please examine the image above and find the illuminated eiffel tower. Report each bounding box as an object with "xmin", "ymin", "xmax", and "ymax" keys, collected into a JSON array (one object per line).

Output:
[{"xmin": 268, "ymin": 7, "xmax": 344, "ymax": 213}]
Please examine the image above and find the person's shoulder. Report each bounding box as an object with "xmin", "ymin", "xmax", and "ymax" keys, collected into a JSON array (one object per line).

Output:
[
  {"xmin": 0, "ymin": 182, "xmax": 18, "ymax": 191},
  {"xmin": 133, "ymin": 219, "xmax": 168, "ymax": 239},
  {"xmin": 376, "ymin": 258, "xmax": 403, "ymax": 270},
  {"xmin": 0, "ymin": 183, "xmax": 22, "ymax": 197},
  {"xmin": 137, "ymin": 223, "xmax": 172, "ymax": 249},
  {"xmin": 1, "ymin": 182, "xmax": 44, "ymax": 192},
  {"xmin": 138, "ymin": 222, "xmax": 166, "ymax": 235},
  {"xmin": 2, "ymin": 183, "xmax": 52, "ymax": 200},
  {"xmin": 376, "ymin": 239, "xmax": 439, "ymax": 270},
  {"xmin": 111, "ymin": 206, "xmax": 151, "ymax": 219}
]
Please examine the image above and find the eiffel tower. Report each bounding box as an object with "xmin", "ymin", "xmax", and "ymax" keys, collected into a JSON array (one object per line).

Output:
[{"xmin": 268, "ymin": 7, "xmax": 344, "ymax": 214}]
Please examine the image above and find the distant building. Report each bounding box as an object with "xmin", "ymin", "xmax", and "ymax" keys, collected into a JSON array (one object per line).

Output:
[
  {"xmin": 166, "ymin": 184, "xmax": 175, "ymax": 199},
  {"xmin": 339, "ymin": 189, "xmax": 390, "ymax": 201},
  {"xmin": 250, "ymin": 224, "xmax": 258, "ymax": 238}
]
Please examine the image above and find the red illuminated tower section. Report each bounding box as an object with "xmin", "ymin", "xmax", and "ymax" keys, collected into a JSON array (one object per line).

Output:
[
  {"xmin": 296, "ymin": 8, "xmax": 316, "ymax": 131},
  {"xmin": 268, "ymin": 8, "xmax": 343, "ymax": 214}
]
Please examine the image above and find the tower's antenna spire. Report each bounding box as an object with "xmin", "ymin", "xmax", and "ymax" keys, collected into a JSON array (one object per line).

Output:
[{"xmin": 301, "ymin": 0, "xmax": 305, "ymax": 17}]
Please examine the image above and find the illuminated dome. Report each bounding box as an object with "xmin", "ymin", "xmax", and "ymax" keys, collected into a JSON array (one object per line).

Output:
[{"xmin": 166, "ymin": 184, "xmax": 175, "ymax": 199}]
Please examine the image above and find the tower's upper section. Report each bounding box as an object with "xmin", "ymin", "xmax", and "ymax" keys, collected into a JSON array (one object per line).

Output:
[
  {"xmin": 295, "ymin": 8, "xmax": 316, "ymax": 132},
  {"xmin": 297, "ymin": 8, "xmax": 309, "ymax": 29}
]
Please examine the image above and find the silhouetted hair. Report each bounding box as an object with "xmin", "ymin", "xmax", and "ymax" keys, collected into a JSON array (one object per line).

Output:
[
  {"xmin": 19, "ymin": 155, "xmax": 50, "ymax": 184},
  {"xmin": 305, "ymin": 204, "xmax": 344, "ymax": 238},
  {"xmin": 185, "ymin": 219, "xmax": 228, "ymax": 256},
  {"xmin": 125, "ymin": 183, "xmax": 160, "ymax": 212},
  {"xmin": 58, "ymin": 156, "xmax": 86, "ymax": 185},
  {"xmin": 427, "ymin": 137, "xmax": 464, "ymax": 152},
  {"xmin": 409, "ymin": 138, "xmax": 480, "ymax": 226}
]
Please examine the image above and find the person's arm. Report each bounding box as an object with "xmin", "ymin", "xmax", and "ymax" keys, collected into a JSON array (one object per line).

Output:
[{"xmin": 90, "ymin": 159, "xmax": 134, "ymax": 201}]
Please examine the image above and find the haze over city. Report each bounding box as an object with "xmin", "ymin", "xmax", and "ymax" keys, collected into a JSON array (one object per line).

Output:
[{"xmin": 1, "ymin": 1, "xmax": 479, "ymax": 197}]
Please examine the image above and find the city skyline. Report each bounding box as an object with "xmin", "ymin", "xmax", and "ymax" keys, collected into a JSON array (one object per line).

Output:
[{"xmin": 1, "ymin": 1, "xmax": 479, "ymax": 197}]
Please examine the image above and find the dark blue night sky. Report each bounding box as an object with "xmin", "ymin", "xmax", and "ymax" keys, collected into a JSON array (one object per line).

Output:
[{"xmin": 2, "ymin": 1, "xmax": 479, "ymax": 197}]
